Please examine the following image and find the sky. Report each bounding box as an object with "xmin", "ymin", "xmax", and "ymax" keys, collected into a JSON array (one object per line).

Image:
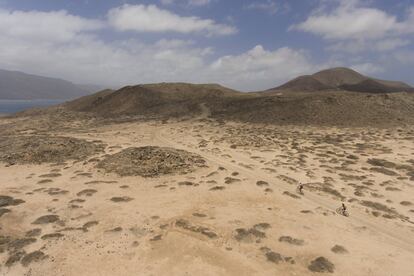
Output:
[{"xmin": 0, "ymin": 0, "xmax": 413, "ymax": 91}]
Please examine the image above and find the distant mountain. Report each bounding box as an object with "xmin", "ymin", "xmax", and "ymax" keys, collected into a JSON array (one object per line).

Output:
[
  {"xmin": 272, "ymin": 67, "xmax": 414, "ymax": 93},
  {"xmin": 0, "ymin": 69, "xmax": 95, "ymax": 100}
]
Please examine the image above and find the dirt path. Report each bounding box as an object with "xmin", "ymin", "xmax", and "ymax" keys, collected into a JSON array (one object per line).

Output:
[{"xmin": 153, "ymin": 124, "xmax": 414, "ymax": 255}]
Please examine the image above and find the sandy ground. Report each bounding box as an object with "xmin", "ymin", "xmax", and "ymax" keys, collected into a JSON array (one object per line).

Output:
[{"xmin": 0, "ymin": 115, "xmax": 414, "ymax": 276}]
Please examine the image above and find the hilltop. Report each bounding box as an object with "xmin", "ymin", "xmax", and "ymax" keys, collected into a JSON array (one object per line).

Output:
[
  {"xmin": 9, "ymin": 67, "xmax": 414, "ymax": 127},
  {"xmin": 59, "ymin": 79, "xmax": 414, "ymax": 127},
  {"xmin": 272, "ymin": 67, "xmax": 413, "ymax": 93}
]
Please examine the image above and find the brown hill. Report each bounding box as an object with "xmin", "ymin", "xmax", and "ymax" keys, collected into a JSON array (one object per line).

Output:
[
  {"xmin": 340, "ymin": 79, "xmax": 413, "ymax": 94},
  {"xmin": 272, "ymin": 67, "xmax": 413, "ymax": 93},
  {"xmin": 212, "ymin": 91, "xmax": 414, "ymax": 127},
  {"xmin": 16, "ymin": 68, "xmax": 414, "ymax": 127},
  {"xmin": 312, "ymin": 67, "xmax": 366, "ymax": 87},
  {"xmin": 64, "ymin": 83, "xmax": 244, "ymax": 118},
  {"xmin": 60, "ymin": 81, "xmax": 414, "ymax": 127},
  {"xmin": 274, "ymin": 75, "xmax": 333, "ymax": 92}
]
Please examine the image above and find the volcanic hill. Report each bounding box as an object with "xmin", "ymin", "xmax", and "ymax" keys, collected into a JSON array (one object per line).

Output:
[{"xmin": 272, "ymin": 67, "xmax": 413, "ymax": 93}]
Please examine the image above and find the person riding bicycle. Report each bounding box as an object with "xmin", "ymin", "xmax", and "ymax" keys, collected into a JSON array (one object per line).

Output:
[
  {"xmin": 297, "ymin": 183, "xmax": 304, "ymax": 194},
  {"xmin": 341, "ymin": 203, "xmax": 347, "ymax": 215}
]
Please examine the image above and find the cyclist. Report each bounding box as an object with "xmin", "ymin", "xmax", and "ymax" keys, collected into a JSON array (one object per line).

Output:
[
  {"xmin": 297, "ymin": 183, "xmax": 304, "ymax": 194},
  {"xmin": 341, "ymin": 203, "xmax": 347, "ymax": 215}
]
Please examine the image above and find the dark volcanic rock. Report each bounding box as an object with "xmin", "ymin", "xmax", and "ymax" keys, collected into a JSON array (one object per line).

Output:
[
  {"xmin": 97, "ymin": 146, "xmax": 206, "ymax": 177},
  {"xmin": 0, "ymin": 136, "xmax": 104, "ymax": 165},
  {"xmin": 308, "ymin": 257, "xmax": 335, "ymax": 273},
  {"xmin": 32, "ymin": 215, "xmax": 60, "ymax": 225},
  {"xmin": 21, "ymin": 250, "xmax": 47, "ymax": 266},
  {"xmin": 0, "ymin": 195, "xmax": 25, "ymax": 207},
  {"xmin": 331, "ymin": 245, "xmax": 348, "ymax": 254}
]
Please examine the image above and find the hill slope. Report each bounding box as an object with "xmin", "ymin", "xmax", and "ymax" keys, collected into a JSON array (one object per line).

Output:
[
  {"xmin": 272, "ymin": 67, "xmax": 413, "ymax": 93},
  {"xmin": 64, "ymin": 83, "xmax": 245, "ymax": 118},
  {"xmin": 62, "ymin": 81, "xmax": 414, "ymax": 127},
  {"xmin": 0, "ymin": 69, "xmax": 91, "ymax": 100},
  {"xmin": 275, "ymin": 75, "xmax": 334, "ymax": 92}
]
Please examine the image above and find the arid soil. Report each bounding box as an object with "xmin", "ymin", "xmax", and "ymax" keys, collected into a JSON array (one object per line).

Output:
[{"xmin": 0, "ymin": 112, "xmax": 413, "ymax": 276}]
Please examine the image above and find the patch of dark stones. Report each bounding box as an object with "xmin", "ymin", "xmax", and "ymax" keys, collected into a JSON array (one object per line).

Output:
[
  {"xmin": 20, "ymin": 251, "xmax": 48, "ymax": 267},
  {"xmin": 25, "ymin": 229, "xmax": 42, "ymax": 238},
  {"xmin": 110, "ymin": 196, "xmax": 134, "ymax": 203},
  {"xmin": 307, "ymin": 183, "xmax": 346, "ymax": 201},
  {"xmin": 77, "ymin": 189, "xmax": 98, "ymax": 197},
  {"xmin": 84, "ymin": 180, "xmax": 118, "ymax": 185},
  {"xmin": 234, "ymin": 223, "xmax": 271, "ymax": 243},
  {"xmin": 7, "ymin": 238, "xmax": 37, "ymax": 252},
  {"xmin": 283, "ymin": 191, "xmax": 300, "ymax": 199},
  {"xmin": 175, "ymin": 219, "xmax": 218, "ymax": 239},
  {"xmin": 69, "ymin": 198, "xmax": 85, "ymax": 204},
  {"xmin": 32, "ymin": 215, "xmax": 60, "ymax": 225},
  {"xmin": 256, "ymin": 181, "xmax": 269, "ymax": 187},
  {"xmin": 278, "ymin": 236, "xmax": 304, "ymax": 246},
  {"xmin": 192, "ymin": 213, "xmax": 207, "ymax": 218},
  {"xmin": 106, "ymin": 227, "xmax": 123, "ymax": 233},
  {"xmin": 6, "ymin": 251, "xmax": 26, "ymax": 267},
  {"xmin": 41, "ymin": 233, "xmax": 64, "ymax": 240},
  {"xmin": 150, "ymin": 235, "xmax": 163, "ymax": 242},
  {"xmin": 331, "ymin": 245, "xmax": 348, "ymax": 254},
  {"xmin": 45, "ymin": 188, "xmax": 68, "ymax": 196},
  {"xmin": 308, "ymin": 257, "xmax": 335, "ymax": 273},
  {"xmin": 0, "ymin": 195, "xmax": 25, "ymax": 207},
  {"xmin": 224, "ymin": 177, "xmax": 241, "ymax": 184},
  {"xmin": 37, "ymin": 179, "xmax": 53, "ymax": 184},
  {"xmin": 82, "ymin": 221, "xmax": 99, "ymax": 231},
  {"xmin": 209, "ymin": 186, "xmax": 225, "ymax": 191},
  {"xmin": 178, "ymin": 181, "xmax": 196, "ymax": 186},
  {"xmin": 39, "ymin": 173, "xmax": 62, "ymax": 178},
  {"xmin": 97, "ymin": 146, "xmax": 206, "ymax": 177},
  {"xmin": 0, "ymin": 136, "xmax": 105, "ymax": 165},
  {"xmin": 370, "ymin": 167, "xmax": 398, "ymax": 176},
  {"xmin": 260, "ymin": 247, "xmax": 295, "ymax": 265},
  {"xmin": 0, "ymin": 208, "xmax": 11, "ymax": 217}
]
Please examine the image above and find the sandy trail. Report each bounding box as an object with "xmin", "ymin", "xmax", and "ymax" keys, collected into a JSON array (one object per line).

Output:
[
  {"xmin": 1, "ymin": 113, "xmax": 414, "ymax": 275},
  {"xmin": 154, "ymin": 124, "xmax": 414, "ymax": 254}
]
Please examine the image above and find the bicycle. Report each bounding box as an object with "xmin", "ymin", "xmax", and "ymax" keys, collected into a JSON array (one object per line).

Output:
[{"xmin": 336, "ymin": 207, "xmax": 349, "ymax": 217}]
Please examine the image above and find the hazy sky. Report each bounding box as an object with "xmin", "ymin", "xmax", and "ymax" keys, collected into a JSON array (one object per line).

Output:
[{"xmin": 0, "ymin": 0, "xmax": 413, "ymax": 91}]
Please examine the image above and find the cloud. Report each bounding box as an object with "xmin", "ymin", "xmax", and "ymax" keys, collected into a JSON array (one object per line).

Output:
[
  {"xmin": 188, "ymin": 0, "xmax": 212, "ymax": 6},
  {"xmin": 350, "ymin": 62, "xmax": 384, "ymax": 75},
  {"xmin": 291, "ymin": 1, "xmax": 414, "ymax": 52},
  {"xmin": 161, "ymin": 0, "xmax": 212, "ymax": 6},
  {"xmin": 393, "ymin": 50, "xmax": 414, "ymax": 65},
  {"xmin": 108, "ymin": 4, "xmax": 236, "ymax": 36},
  {"xmin": 0, "ymin": 8, "xmax": 316, "ymax": 91},
  {"xmin": 0, "ymin": 8, "xmax": 103, "ymax": 43},
  {"xmin": 209, "ymin": 45, "xmax": 317, "ymax": 90},
  {"xmin": 244, "ymin": 1, "xmax": 278, "ymax": 15},
  {"xmin": 292, "ymin": 4, "xmax": 396, "ymax": 40},
  {"xmin": 0, "ymin": 7, "xmax": 328, "ymax": 92},
  {"xmin": 328, "ymin": 39, "xmax": 411, "ymax": 53}
]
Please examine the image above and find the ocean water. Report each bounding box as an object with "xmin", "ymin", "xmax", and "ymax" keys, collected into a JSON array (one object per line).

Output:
[{"xmin": 0, "ymin": 99, "xmax": 64, "ymax": 114}]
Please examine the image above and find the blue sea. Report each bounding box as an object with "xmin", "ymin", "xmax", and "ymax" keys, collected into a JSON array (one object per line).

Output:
[{"xmin": 0, "ymin": 99, "xmax": 64, "ymax": 115}]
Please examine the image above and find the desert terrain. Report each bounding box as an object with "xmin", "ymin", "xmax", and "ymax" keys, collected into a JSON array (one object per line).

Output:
[{"xmin": 0, "ymin": 69, "xmax": 414, "ymax": 275}]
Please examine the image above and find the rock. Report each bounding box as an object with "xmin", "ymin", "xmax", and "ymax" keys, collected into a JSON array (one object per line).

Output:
[
  {"xmin": 32, "ymin": 215, "xmax": 59, "ymax": 224},
  {"xmin": 308, "ymin": 257, "xmax": 335, "ymax": 273},
  {"xmin": 21, "ymin": 251, "xmax": 47, "ymax": 266},
  {"xmin": 331, "ymin": 245, "xmax": 348, "ymax": 254}
]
